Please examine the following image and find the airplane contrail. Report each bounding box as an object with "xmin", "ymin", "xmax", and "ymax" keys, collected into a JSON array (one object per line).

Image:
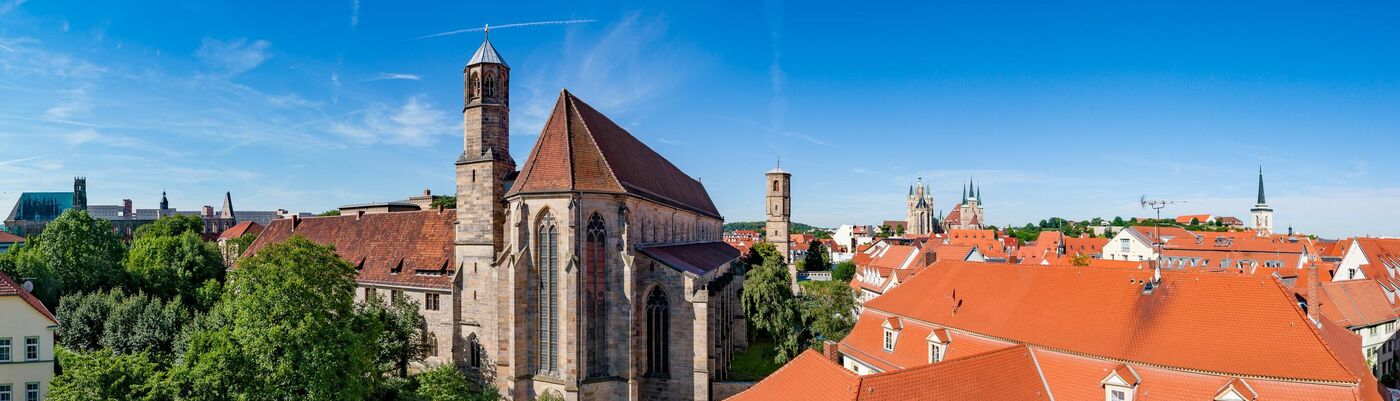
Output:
[{"xmin": 415, "ymin": 19, "xmax": 596, "ymax": 40}]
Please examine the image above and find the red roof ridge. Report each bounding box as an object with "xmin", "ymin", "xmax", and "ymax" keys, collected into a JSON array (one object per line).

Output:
[{"xmin": 1260, "ymin": 273, "xmax": 1364, "ymax": 386}]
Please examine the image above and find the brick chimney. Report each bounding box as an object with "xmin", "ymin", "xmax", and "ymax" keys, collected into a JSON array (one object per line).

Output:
[
  {"xmin": 122, "ymin": 199, "xmax": 133, "ymax": 218},
  {"xmin": 202, "ymin": 205, "xmax": 215, "ymax": 217},
  {"xmin": 1307, "ymin": 262, "xmax": 1321, "ymax": 327},
  {"xmin": 822, "ymin": 340, "xmax": 840, "ymax": 362}
]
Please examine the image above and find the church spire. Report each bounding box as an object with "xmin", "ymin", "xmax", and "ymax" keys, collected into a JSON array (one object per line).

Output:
[
  {"xmin": 160, "ymin": 190, "xmax": 169, "ymax": 210},
  {"xmin": 1256, "ymin": 165, "xmax": 1267, "ymax": 205}
]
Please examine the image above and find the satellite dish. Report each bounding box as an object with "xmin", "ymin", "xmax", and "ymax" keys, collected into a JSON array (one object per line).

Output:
[{"xmin": 21, "ymin": 280, "xmax": 34, "ymax": 293}]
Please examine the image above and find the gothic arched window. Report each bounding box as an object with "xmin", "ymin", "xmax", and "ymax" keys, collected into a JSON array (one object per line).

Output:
[
  {"xmin": 645, "ymin": 287, "xmax": 670, "ymax": 378},
  {"xmin": 537, "ymin": 213, "xmax": 559, "ymax": 374},
  {"xmin": 468, "ymin": 333, "xmax": 482, "ymax": 369},
  {"xmin": 469, "ymin": 72, "xmax": 480, "ymax": 100},
  {"xmin": 585, "ymin": 213, "xmax": 609, "ymax": 376},
  {"xmin": 484, "ymin": 72, "xmax": 498, "ymax": 98}
]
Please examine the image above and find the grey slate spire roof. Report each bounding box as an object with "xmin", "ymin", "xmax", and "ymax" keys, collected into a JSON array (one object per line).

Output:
[
  {"xmin": 1256, "ymin": 166, "xmax": 1267, "ymax": 205},
  {"xmin": 468, "ymin": 31, "xmax": 508, "ymax": 67}
]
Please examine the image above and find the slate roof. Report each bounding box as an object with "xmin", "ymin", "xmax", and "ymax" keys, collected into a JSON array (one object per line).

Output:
[
  {"xmin": 637, "ymin": 241, "xmax": 739, "ymax": 276},
  {"xmin": 508, "ymin": 90, "xmax": 721, "ymax": 219},
  {"xmin": 6, "ymin": 192, "xmax": 73, "ymax": 222},
  {"xmin": 0, "ymin": 271, "xmax": 57, "ymax": 323},
  {"xmin": 242, "ymin": 211, "xmax": 456, "ymax": 290},
  {"xmin": 468, "ymin": 37, "xmax": 507, "ymax": 66}
]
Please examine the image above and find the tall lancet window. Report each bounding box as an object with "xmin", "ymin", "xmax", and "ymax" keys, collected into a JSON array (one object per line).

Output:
[
  {"xmin": 537, "ymin": 213, "xmax": 559, "ymax": 374},
  {"xmin": 484, "ymin": 72, "xmax": 498, "ymax": 98},
  {"xmin": 645, "ymin": 288, "xmax": 671, "ymax": 378},
  {"xmin": 585, "ymin": 213, "xmax": 609, "ymax": 376}
]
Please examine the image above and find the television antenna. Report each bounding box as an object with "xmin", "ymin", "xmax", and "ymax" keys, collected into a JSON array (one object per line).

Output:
[{"xmin": 1139, "ymin": 196, "xmax": 1190, "ymax": 285}]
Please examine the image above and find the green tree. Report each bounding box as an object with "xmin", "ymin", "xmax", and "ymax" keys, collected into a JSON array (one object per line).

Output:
[
  {"xmin": 831, "ymin": 261, "xmax": 856, "ymax": 282},
  {"xmin": 124, "ymin": 228, "xmax": 224, "ymax": 305},
  {"xmin": 798, "ymin": 280, "xmax": 856, "ymax": 345},
  {"xmin": 132, "ymin": 215, "xmax": 205, "ymax": 241},
  {"xmin": 58, "ymin": 289, "xmax": 189, "ymax": 355},
  {"xmin": 48, "ymin": 348, "xmax": 174, "ymax": 401},
  {"xmin": 0, "ymin": 209, "xmax": 125, "ymax": 307},
  {"xmin": 743, "ymin": 241, "xmax": 783, "ymax": 267},
  {"xmin": 803, "ymin": 240, "xmax": 830, "ymax": 271},
  {"xmin": 318, "ymin": 210, "xmax": 342, "ymax": 216},
  {"xmin": 1112, "ymin": 216, "xmax": 1127, "ymax": 226},
  {"xmin": 415, "ymin": 364, "xmax": 499, "ymax": 401},
  {"xmin": 430, "ymin": 196, "xmax": 457, "ymax": 209},
  {"xmin": 168, "ymin": 236, "xmax": 383, "ymax": 401},
  {"xmin": 57, "ymin": 290, "xmax": 116, "ymax": 352},
  {"xmin": 741, "ymin": 257, "xmax": 799, "ymax": 363},
  {"xmin": 362, "ymin": 294, "xmax": 429, "ymax": 378}
]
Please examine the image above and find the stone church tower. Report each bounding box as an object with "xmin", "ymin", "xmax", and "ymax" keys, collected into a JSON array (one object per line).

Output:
[
  {"xmin": 456, "ymin": 31, "xmax": 516, "ymax": 385},
  {"xmin": 1251, "ymin": 166, "xmax": 1273, "ymax": 236},
  {"xmin": 905, "ymin": 178, "xmax": 934, "ymax": 236},
  {"xmin": 765, "ymin": 165, "xmax": 792, "ymax": 262}
]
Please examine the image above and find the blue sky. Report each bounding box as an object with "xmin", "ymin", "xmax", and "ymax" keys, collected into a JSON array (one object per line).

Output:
[{"xmin": 2, "ymin": 1, "xmax": 1399, "ymax": 238}]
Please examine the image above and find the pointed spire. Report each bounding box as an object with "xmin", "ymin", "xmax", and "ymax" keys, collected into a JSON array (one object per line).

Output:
[
  {"xmin": 468, "ymin": 26, "xmax": 508, "ymax": 67},
  {"xmin": 160, "ymin": 190, "xmax": 169, "ymax": 210},
  {"xmin": 221, "ymin": 191, "xmax": 236, "ymax": 221},
  {"xmin": 1256, "ymin": 164, "xmax": 1267, "ymax": 205}
]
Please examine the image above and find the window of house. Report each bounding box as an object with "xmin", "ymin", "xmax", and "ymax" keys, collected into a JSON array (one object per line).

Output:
[
  {"xmin": 0, "ymin": 384, "xmax": 10, "ymax": 401},
  {"xmin": 1109, "ymin": 389, "xmax": 1126, "ymax": 401},
  {"xmin": 537, "ymin": 214, "xmax": 559, "ymax": 374},
  {"xmin": 883, "ymin": 329, "xmax": 897, "ymax": 352},
  {"xmin": 425, "ymin": 293, "xmax": 440, "ymax": 311},
  {"xmin": 23, "ymin": 384, "xmax": 36, "ymax": 401},
  {"xmin": 468, "ymin": 334, "xmax": 483, "ymax": 369},
  {"xmin": 645, "ymin": 288, "xmax": 670, "ymax": 378},
  {"xmin": 0, "ymin": 338, "xmax": 9, "ymax": 362},
  {"xmin": 391, "ymin": 290, "xmax": 403, "ymax": 304},
  {"xmin": 1120, "ymin": 238, "xmax": 1130, "ymax": 252},
  {"xmin": 23, "ymin": 338, "xmax": 37, "ymax": 361},
  {"xmin": 585, "ymin": 213, "xmax": 610, "ymax": 377},
  {"xmin": 928, "ymin": 343, "xmax": 943, "ymax": 363},
  {"xmin": 364, "ymin": 287, "xmax": 375, "ymax": 301}
]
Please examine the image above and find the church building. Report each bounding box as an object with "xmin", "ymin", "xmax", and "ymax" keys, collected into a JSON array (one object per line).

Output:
[
  {"xmin": 904, "ymin": 178, "xmax": 934, "ymax": 236},
  {"xmin": 245, "ymin": 33, "xmax": 746, "ymax": 401},
  {"xmin": 940, "ymin": 180, "xmax": 986, "ymax": 231}
]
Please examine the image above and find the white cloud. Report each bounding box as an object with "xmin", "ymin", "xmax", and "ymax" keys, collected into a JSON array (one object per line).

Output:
[
  {"xmin": 350, "ymin": 0, "xmax": 360, "ymax": 28},
  {"xmin": 195, "ymin": 38, "xmax": 271, "ymax": 75},
  {"xmin": 45, "ymin": 88, "xmax": 94, "ymax": 119},
  {"xmin": 329, "ymin": 96, "xmax": 454, "ymax": 146},
  {"xmin": 63, "ymin": 128, "xmax": 99, "ymax": 144},
  {"xmin": 362, "ymin": 72, "xmax": 421, "ymax": 82}
]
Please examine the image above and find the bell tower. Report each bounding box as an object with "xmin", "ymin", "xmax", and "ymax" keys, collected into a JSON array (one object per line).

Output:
[
  {"xmin": 456, "ymin": 29, "xmax": 514, "ymax": 369},
  {"xmin": 1251, "ymin": 165, "xmax": 1273, "ymax": 236},
  {"xmin": 765, "ymin": 164, "xmax": 792, "ymax": 262}
]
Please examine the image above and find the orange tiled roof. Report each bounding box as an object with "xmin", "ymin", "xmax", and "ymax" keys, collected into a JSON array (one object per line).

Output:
[
  {"xmin": 507, "ymin": 90, "xmax": 720, "ymax": 219},
  {"xmin": 860, "ymin": 261, "xmax": 1360, "ymax": 383},
  {"xmin": 0, "ymin": 231, "xmax": 24, "ymax": 243},
  {"xmin": 243, "ymin": 211, "xmax": 455, "ymax": 289},
  {"xmin": 727, "ymin": 350, "xmax": 859, "ymax": 401},
  {"xmin": 1317, "ymin": 279, "xmax": 1400, "ymax": 328},
  {"xmin": 217, "ymin": 220, "xmax": 264, "ymax": 241}
]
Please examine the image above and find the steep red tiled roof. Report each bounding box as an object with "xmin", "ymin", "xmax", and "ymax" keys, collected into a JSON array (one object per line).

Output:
[
  {"xmin": 728, "ymin": 350, "xmax": 859, "ymax": 401},
  {"xmin": 507, "ymin": 90, "xmax": 721, "ymax": 219},
  {"xmin": 861, "ymin": 261, "xmax": 1360, "ymax": 383},
  {"xmin": 242, "ymin": 211, "xmax": 456, "ymax": 289},
  {"xmin": 855, "ymin": 345, "xmax": 1052, "ymax": 401},
  {"xmin": 218, "ymin": 221, "xmax": 264, "ymax": 241},
  {"xmin": 637, "ymin": 241, "xmax": 739, "ymax": 276},
  {"xmin": 1064, "ymin": 237, "xmax": 1107, "ymax": 255},
  {"xmin": 1318, "ymin": 280, "xmax": 1400, "ymax": 328},
  {"xmin": 0, "ymin": 231, "xmax": 24, "ymax": 243},
  {"xmin": 0, "ymin": 271, "xmax": 57, "ymax": 323}
]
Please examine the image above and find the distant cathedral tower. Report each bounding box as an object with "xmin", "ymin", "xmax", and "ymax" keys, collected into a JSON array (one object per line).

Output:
[
  {"xmin": 72, "ymin": 177, "xmax": 87, "ymax": 211},
  {"xmin": 1251, "ymin": 166, "xmax": 1273, "ymax": 236},
  {"xmin": 455, "ymin": 29, "xmax": 515, "ymax": 373},
  {"xmin": 766, "ymin": 164, "xmax": 792, "ymax": 262},
  {"xmin": 906, "ymin": 178, "xmax": 934, "ymax": 236}
]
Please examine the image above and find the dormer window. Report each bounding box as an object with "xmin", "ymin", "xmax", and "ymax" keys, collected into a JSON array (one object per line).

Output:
[
  {"xmin": 881, "ymin": 317, "xmax": 902, "ymax": 352},
  {"xmin": 1100, "ymin": 364, "xmax": 1140, "ymax": 401},
  {"xmin": 927, "ymin": 328, "xmax": 950, "ymax": 363}
]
